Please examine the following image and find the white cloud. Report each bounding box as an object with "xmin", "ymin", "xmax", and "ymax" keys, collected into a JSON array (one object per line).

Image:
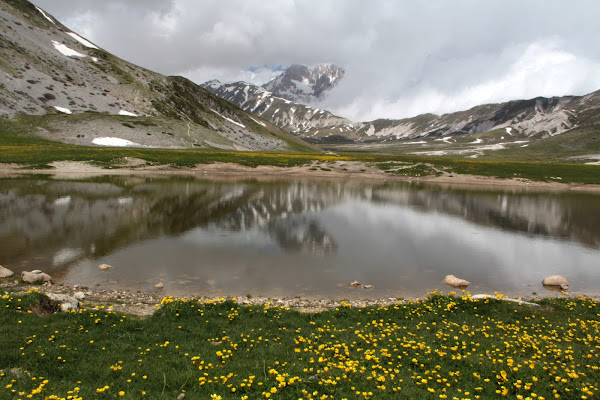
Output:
[
  {"xmin": 326, "ymin": 40, "xmax": 600, "ymax": 120},
  {"xmin": 32, "ymin": 0, "xmax": 600, "ymax": 121}
]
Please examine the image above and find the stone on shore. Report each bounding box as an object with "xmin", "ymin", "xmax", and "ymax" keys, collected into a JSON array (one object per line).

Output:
[
  {"xmin": 347, "ymin": 281, "xmax": 361, "ymax": 288},
  {"xmin": 21, "ymin": 270, "xmax": 52, "ymax": 283},
  {"xmin": 363, "ymin": 285, "xmax": 374, "ymax": 289},
  {"xmin": 47, "ymin": 293, "xmax": 80, "ymax": 312},
  {"xmin": 98, "ymin": 264, "xmax": 112, "ymax": 271},
  {"xmin": 0, "ymin": 265, "xmax": 14, "ymax": 279},
  {"xmin": 155, "ymin": 282, "xmax": 164, "ymax": 289},
  {"xmin": 542, "ymin": 275, "xmax": 569, "ymax": 290},
  {"xmin": 73, "ymin": 291, "xmax": 86, "ymax": 300},
  {"xmin": 443, "ymin": 274, "xmax": 471, "ymax": 289}
]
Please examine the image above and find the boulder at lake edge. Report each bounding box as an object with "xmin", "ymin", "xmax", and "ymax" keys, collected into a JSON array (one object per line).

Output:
[
  {"xmin": 21, "ymin": 270, "xmax": 52, "ymax": 283},
  {"xmin": 0, "ymin": 265, "xmax": 14, "ymax": 279},
  {"xmin": 443, "ymin": 274, "xmax": 471, "ymax": 289},
  {"xmin": 542, "ymin": 275, "xmax": 569, "ymax": 290},
  {"xmin": 98, "ymin": 264, "xmax": 112, "ymax": 271}
]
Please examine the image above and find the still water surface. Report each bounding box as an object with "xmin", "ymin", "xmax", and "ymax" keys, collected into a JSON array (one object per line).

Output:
[{"xmin": 1, "ymin": 176, "xmax": 599, "ymax": 298}]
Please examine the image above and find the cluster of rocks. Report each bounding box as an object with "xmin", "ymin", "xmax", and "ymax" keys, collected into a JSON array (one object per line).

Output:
[
  {"xmin": 21, "ymin": 270, "xmax": 52, "ymax": 284},
  {"xmin": 347, "ymin": 281, "xmax": 374, "ymax": 289},
  {"xmin": 443, "ymin": 274, "xmax": 570, "ymax": 292},
  {"xmin": 1, "ymin": 266, "xmax": 54, "ymax": 284}
]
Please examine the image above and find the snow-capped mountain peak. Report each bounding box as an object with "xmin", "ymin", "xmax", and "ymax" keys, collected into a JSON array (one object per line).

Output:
[{"xmin": 261, "ymin": 64, "xmax": 344, "ymax": 104}]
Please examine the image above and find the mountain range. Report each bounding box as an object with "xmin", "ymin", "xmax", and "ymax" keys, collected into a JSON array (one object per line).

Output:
[{"xmin": 203, "ymin": 71, "xmax": 600, "ymax": 148}]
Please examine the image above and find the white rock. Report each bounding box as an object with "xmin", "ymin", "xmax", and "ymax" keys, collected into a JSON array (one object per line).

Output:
[
  {"xmin": 177, "ymin": 394, "xmax": 185, "ymax": 400},
  {"xmin": 155, "ymin": 282, "xmax": 164, "ymax": 289},
  {"xmin": 21, "ymin": 270, "xmax": 52, "ymax": 283},
  {"xmin": 363, "ymin": 285, "xmax": 374, "ymax": 289},
  {"xmin": 47, "ymin": 293, "xmax": 80, "ymax": 312},
  {"xmin": 471, "ymin": 294, "xmax": 539, "ymax": 307},
  {"xmin": 0, "ymin": 265, "xmax": 14, "ymax": 279},
  {"xmin": 542, "ymin": 275, "xmax": 569, "ymax": 290},
  {"xmin": 347, "ymin": 281, "xmax": 361, "ymax": 288},
  {"xmin": 73, "ymin": 291, "xmax": 86, "ymax": 300},
  {"xmin": 443, "ymin": 274, "xmax": 471, "ymax": 289},
  {"xmin": 98, "ymin": 264, "xmax": 112, "ymax": 271}
]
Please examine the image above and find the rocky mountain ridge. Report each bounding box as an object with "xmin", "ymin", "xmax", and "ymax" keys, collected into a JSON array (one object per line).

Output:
[
  {"xmin": 0, "ymin": 0, "xmax": 313, "ymax": 152},
  {"xmin": 203, "ymin": 73, "xmax": 600, "ymax": 147},
  {"xmin": 202, "ymin": 79, "xmax": 356, "ymax": 141}
]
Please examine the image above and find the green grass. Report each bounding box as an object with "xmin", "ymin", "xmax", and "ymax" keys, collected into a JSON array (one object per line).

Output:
[
  {"xmin": 1, "ymin": 115, "xmax": 600, "ymax": 183},
  {"xmin": 1, "ymin": 291, "xmax": 599, "ymax": 399}
]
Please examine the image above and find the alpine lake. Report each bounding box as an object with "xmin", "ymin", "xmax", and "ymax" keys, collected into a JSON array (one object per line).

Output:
[{"xmin": 1, "ymin": 175, "xmax": 599, "ymax": 300}]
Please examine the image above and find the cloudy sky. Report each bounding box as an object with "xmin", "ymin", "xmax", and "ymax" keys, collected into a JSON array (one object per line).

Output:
[{"xmin": 32, "ymin": 0, "xmax": 600, "ymax": 121}]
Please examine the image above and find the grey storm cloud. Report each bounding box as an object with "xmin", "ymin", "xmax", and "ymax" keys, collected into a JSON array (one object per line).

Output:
[{"xmin": 32, "ymin": 0, "xmax": 600, "ymax": 121}]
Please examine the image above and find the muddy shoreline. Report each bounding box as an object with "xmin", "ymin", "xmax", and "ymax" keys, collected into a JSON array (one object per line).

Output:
[
  {"xmin": 1, "ymin": 160, "xmax": 599, "ymax": 192},
  {"xmin": 2, "ymin": 280, "xmax": 591, "ymax": 316}
]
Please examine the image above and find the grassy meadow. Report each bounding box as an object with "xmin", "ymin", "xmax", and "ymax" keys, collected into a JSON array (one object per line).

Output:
[
  {"xmin": 1, "ymin": 114, "xmax": 600, "ymax": 184},
  {"xmin": 1, "ymin": 290, "xmax": 599, "ymax": 400}
]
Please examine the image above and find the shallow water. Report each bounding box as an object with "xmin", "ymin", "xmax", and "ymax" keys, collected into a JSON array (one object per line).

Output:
[{"xmin": 1, "ymin": 176, "xmax": 599, "ymax": 298}]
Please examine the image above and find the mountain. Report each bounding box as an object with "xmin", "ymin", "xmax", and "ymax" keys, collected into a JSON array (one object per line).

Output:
[
  {"xmin": 204, "ymin": 72, "xmax": 600, "ymax": 150},
  {"xmin": 202, "ymin": 80, "xmax": 357, "ymax": 142},
  {"xmin": 356, "ymin": 92, "xmax": 600, "ymax": 141},
  {"xmin": 205, "ymin": 72, "xmax": 600, "ymax": 153},
  {"xmin": 262, "ymin": 64, "xmax": 344, "ymax": 104},
  {"xmin": 0, "ymin": 0, "xmax": 314, "ymax": 152}
]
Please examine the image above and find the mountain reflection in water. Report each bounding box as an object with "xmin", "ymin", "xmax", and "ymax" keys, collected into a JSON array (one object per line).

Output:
[{"xmin": 0, "ymin": 176, "xmax": 599, "ymax": 298}]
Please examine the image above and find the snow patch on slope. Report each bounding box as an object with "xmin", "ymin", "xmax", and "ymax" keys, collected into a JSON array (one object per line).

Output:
[
  {"xmin": 250, "ymin": 116, "xmax": 266, "ymax": 127},
  {"xmin": 35, "ymin": 6, "xmax": 55, "ymax": 24},
  {"xmin": 92, "ymin": 137, "xmax": 141, "ymax": 147},
  {"xmin": 66, "ymin": 32, "xmax": 98, "ymax": 49},
  {"xmin": 118, "ymin": 110, "xmax": 137, "ymax": 117},
  {"xmin": 52, "ymin": 41, "xmax": 86, "ymax": 58},
  {"xmin": 54, "ymin": 106, "xmax": 72, "ymax": 114},
  {"xmin": 210, "ymin": 109, "xmax": 246, "ymax": 128}
]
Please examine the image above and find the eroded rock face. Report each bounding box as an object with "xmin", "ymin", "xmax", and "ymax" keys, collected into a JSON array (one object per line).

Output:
[
  {"xmin": 0, "ymin": 265, "xmax": 14, "ymax": 279},
  {"xmin": 542, "ymin": 275, "xmax": 569, "ymax": 290},
  {"xmin": 21, "ymin": 270, "xmax": 52, "ymax": 283},
  {"xmin": 443, "ymin": 275, "xmax": 471, "ymax": 289}
]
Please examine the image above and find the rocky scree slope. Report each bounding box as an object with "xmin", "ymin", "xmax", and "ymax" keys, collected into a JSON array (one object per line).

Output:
[{"xmin": 0, "ymin": 0, "xmax": 313, "ymax": 152}]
